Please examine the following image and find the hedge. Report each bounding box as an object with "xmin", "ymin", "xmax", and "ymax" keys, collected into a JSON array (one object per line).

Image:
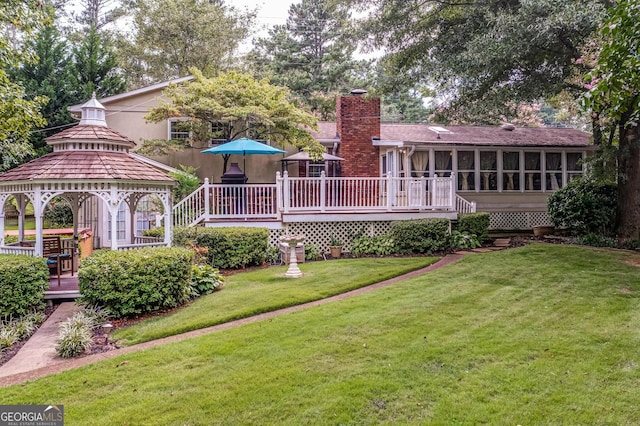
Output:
[
  {"xmin": 0, "ymin": 255, "xmax": 48, "ymax": 317},
  {"xmin": 173, "ymin": 227, "xmax": 269, "ymax": 269},
  {"xmin": 456, "ymin": 212, "xmax": 490, "ymax": 242},
  {"xmin": 390, "ymin": 218, "xmax": 450, "ymax": 254},
  {"xmin": 78, "ymin": 247, "xmax": 194, "ymax": 318}
]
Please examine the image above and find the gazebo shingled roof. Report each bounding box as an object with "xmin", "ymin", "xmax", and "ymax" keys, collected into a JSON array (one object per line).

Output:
[{"xmin": 0, "ymin": 151, "xmax": 175, "ymax": 182}]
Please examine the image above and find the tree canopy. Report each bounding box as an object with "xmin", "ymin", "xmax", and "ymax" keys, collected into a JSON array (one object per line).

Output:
[
  {"xmin": 348, "ymin": 0, "xmax": 610, "ymax": 122},
  {"xmin": 583, "ymin": 0, "xmax": 640, "ymax": 238},
  {"xmin": 251, "ymin": 0, "xmax": 365, "ymax": 102},
  {"xmin": 0, "ymin": 0, "xmax": 49, "ymax": 170},
  {"xmin": 117, "ymin": 0, "xmax": 255, "ymax": 88},
  {"xmin": 142, "ymin": 69, "xmax": 323, "ymax": 161}
]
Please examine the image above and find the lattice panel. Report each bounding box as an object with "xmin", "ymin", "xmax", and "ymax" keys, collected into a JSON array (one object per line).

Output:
[
  {"xmin": 489, "ymin": 211, "xmax": 551, "ymax": 230},
  {"xmin": 269, "ymin": 221, "xmax": 394, "ymax": 252}
]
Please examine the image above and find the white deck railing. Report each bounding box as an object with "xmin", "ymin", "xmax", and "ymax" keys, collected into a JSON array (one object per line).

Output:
[{"xmin": 174, "ymin": 173, "xmax": 461, "ymax": 226}]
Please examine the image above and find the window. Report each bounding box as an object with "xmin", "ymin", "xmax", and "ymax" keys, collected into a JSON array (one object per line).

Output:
[
  {"xmin": 457, "ymin": 150, "xmax": 475, "ymax": 191},
  {"xmin": 545, "ymin": 152, "xmax": 562, "ymax": 190},
  {"xmin": 567, "ymin": 152, "xmax": 583, "ymax": 182},
  {"xmin": 435, "ymin": 150, "xmax": 452, "ymax": 177},
  {"xmin": 480, "ymin": 151, "xmax": 497, "ymax": 190},
  {"xmin": 210, "ymin": 121, "xmax": 230, "ymax": 145},
  {"xmin": 169, "ymin": 120, "xmax": 190, "ymax": 141},
  {"xmin": 502, "ymin": 151, "xmax": 520, "ymax": 191},
  {"xmin": 410, "ymin": 151, "xmax": 429, "ymax": 177},
  {"xmin": 524, "ymin": 152, "xmax": 541, "ymax": 190},
  {"xmin": 308, "ymin": 161, "xmax": 326, "ymax": 177}
]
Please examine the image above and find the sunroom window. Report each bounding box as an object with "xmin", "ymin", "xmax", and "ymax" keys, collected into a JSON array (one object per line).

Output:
[
  {"xmin": 435, "ymin": 150, "xmax": 452, "ymax": 178},
  {"xmin": 480, "ymin": 151, "xmax": 497, "ymax": 191},
  {"xmin": 502, "ymin": 151, "xmax": 520, "ymax": 191},
  {"xmin": 524, "ymin": 152, "xmax": 542, "ymax": 190},
  {"xmin": 567, "ymin": 152, "xmax": 583, "ymax": 182},
  {"xmin": 545, "ymin": 152, "xmax": 562, "ymax": 190},
  {"xmin": 457, "ymin": 151, "xmax": 475, "ymax": 191}
]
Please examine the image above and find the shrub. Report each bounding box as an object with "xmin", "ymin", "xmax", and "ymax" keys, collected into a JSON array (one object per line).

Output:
[
  {"xmin": 78, "ymin": 247, "xmax": 194, "ymax": 318},
  {"xmin": 350, "ymin": 234, "xmax": 396, "ymax": 256},
  {"xmin": 304, "ymin": 244, "xmax": 321, "ymax": 261},
  {"xmin": 547, "ymin": 177, "xmax": 617, "ymax": 235},
  {"xmin": 55, "ymin": 312, "xmax": 94, "ymax": 358},
  {"xmin": 457, "ymin": 212, "xmax": 490, "ymax": 242},
  {"xmin": 574, "ymin": 233, "xmax": 618, "ymax": 248},
  {"xmin": 173, "ymin": 227, "xmax": 269, "ymax": 269},
  {"xmin": 44, "ymin": 200, "xmax": 73, "ymax": 227},
  {"xmin": 142, "ymin": 227, "xmax": 164, "ymax": 238},
  {"xmin": 0, "ymin": 311, "xmax": 46, "ymax": 352},
  {"xmin": 265, "ymin": 246, "xmax": 280, "ymax": 265},
  {"xmin": 190, "ymin": 264, "xmax": 224, "ymax": 297},
  {"xmin": 0, "ymin": 327, "xmax": 19, "ymax": 351},
  {"xmin": 0, "ymin": 255, "xmax": 48, "ymax": 317},
  {"xmin": 390, "ymin": 219, "xmax": 450, "ymax": 254},
  {"xmin": 448, "ymin": 231, "xmax": 481, "ymax": 250}
]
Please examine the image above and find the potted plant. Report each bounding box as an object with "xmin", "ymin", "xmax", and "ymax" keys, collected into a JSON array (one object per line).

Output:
[{"xmin": 329, "ymin": 235, "xmax": 342, "ymax": 258}]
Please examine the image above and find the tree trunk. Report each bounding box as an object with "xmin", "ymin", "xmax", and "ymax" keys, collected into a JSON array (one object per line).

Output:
[{"xmin": 616, "ymin": 124, "xmax": 640, "ymax": 240}]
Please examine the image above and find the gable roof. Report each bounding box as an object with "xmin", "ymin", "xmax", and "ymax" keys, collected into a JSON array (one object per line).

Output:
[
  {"xmin": 311, "ymin": 122, "xmax": 591, "ymax": 148},
  {"xmin": 68, "ymin": 76, "xmax": 194, "ymax": 111}
]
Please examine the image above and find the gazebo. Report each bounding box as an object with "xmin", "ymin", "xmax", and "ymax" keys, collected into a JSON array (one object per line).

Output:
[{"xmin": 0, "ymin": 94, "xmax": 176, "ymax": 258}]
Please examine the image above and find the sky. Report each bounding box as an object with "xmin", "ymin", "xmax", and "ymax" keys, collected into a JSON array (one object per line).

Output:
[{"xmin": 232, "ymin": 0, "xmax": 294, "ymax": 30}]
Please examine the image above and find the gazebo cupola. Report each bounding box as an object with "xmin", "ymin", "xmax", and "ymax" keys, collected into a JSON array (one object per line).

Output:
[{"xmin": 47, "ymin": 93, "xmax": 136, "ymax": 154}]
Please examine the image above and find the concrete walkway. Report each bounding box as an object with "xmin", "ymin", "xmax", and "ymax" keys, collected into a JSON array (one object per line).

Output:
[
  {"xmin": 0, "ymin": 248, "xmax": 508, "ymax": 388},
  {"xmin": 0, "ymin": 302, "xmax": 83, "ymax": 378}
]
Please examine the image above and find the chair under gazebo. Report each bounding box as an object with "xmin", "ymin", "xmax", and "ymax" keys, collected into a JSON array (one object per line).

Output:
[{"xmin": 0, "ymin": 94, "xmax": 176, "ymax": 261}]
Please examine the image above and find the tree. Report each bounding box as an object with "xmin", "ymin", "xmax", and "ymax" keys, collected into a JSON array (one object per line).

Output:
[
  {"xmin": 70, "ymin": 24, "xmax": 127, "ymax": 99},
  {"xmin": 348, "ymin": 0, "xmax": 609, "ymax": 120},
  {"xmin": 142, "ymin": 69, "xmax": 324, "ymax": 169},
  {"xmin": 10, "ymin": 23, "xmax": 80, "ymax": 154},
  {"xmin": 583, "ymin": 0, "xmax": 640, "ymax": 239},
  {"xmin": 0, "ymin": 0, "xmax": 48, "ymax": 170},
  {"xmin": 250, "ymin": 0, "xmax": 368, "ymax": 116},
  {"xmin": 70, "ymin": 0, "xmax": 130, "ymax": 32},
  {"xmin": 117, "ymin": 0, "xmax": 254, "ymax": 88}
]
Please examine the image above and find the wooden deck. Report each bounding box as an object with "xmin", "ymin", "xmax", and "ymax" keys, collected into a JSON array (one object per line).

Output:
[{"xmin": 45, "ymin": 272, "xmax": 80, "ymax": 300}]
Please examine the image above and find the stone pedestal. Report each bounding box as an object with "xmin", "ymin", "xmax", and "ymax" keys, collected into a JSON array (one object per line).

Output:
[{"xmin": 280, "ymin": 235, "xmax": 305, "ymax": 278}]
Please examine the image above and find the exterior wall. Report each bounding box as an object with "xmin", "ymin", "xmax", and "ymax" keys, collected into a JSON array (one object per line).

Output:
[
  {"xmin": 337, "ymin": 95, "xmax": 381, "ymax": 177},
  {"xmin": 101, "ymin": 91, "xmax": 168, "ymax": 147}
]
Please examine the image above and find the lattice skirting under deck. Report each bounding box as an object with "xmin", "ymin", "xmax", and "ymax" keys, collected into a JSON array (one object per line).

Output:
[{"xmin": 267, "ymin": 211, "xmax": 551, "ymax": 252}]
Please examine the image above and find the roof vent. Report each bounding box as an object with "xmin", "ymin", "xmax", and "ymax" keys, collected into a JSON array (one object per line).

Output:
[
  {"xmin": 350, "ymin": 89, "xmax": 367, "ymax": 96},
  {"xmin": 501, "ymin": 123, "xmax": 515, "ymax": 131}
]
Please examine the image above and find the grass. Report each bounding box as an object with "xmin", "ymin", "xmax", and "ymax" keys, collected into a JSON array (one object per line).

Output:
[
  {"xmin": 112, "ymin": 256, "xmax": 439, "ymax": 345},
  {"xmin": 3, "ymin": 244, "xmax": 640, "ymax": 425}
]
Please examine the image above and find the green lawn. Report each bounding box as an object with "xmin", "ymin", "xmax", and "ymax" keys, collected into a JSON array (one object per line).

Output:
[
  {"xmin": 113, "ymin": 256, "xmax": 439, "ymax": 345},
  {"xmin": 3, "ymin": 244, "xmax": 640, "ymax": 425}
]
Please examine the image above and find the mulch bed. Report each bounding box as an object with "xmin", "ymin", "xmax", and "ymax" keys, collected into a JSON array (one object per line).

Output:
[{"xmin": 0, "ymin": 304, "xmax": 57, "ymax": 368}]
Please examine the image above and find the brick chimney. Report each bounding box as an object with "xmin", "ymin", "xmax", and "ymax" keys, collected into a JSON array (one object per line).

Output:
[{"xmin": 337, "ymin": 90, "xmax": 381, "ymax": 177}]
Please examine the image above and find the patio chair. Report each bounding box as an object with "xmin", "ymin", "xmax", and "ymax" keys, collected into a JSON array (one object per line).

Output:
[{"xmin": 43, "ymin": 236, "xmax": 72, "ymax": 286}]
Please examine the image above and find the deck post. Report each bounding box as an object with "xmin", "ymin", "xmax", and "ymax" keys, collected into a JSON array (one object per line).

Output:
[
  {"xmin": 203, "ymin": 178, "xmax": 210, "ymax": 220},
  {"xmin": 386, "ymin": 172, "xmax": 393, "ymax": 211},
  {"xmin": 275, "ymin": 172, "xmax": 283, "ymax": 220},
  {"xmin": 282, "ymin": 171, "xmax": 290, "ymax": 213},
  {"xmin": 320, "ymin": 171, "xmax": 326, "ymax": 212}
]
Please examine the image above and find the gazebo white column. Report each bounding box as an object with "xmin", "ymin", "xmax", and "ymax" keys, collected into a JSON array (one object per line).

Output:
[
  {"xmin": 0, "ymin": 194, "xmax": 7, "ymax": 247},
  {"xmin": 33, "ymin": 186, "xmax": 44, "ymax": 257},
  {"xmin": 16, "ymin": 195, "xmax": 26, "ymax": 242},
  {"xmin": 161, "ymin": 191, "xmax": 173, "ymax": 246}
]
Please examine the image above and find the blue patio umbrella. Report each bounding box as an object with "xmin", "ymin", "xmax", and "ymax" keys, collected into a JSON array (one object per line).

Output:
[{"xmin": 201, "ymin": 137, "xmax": 286, "ymax": 175}]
